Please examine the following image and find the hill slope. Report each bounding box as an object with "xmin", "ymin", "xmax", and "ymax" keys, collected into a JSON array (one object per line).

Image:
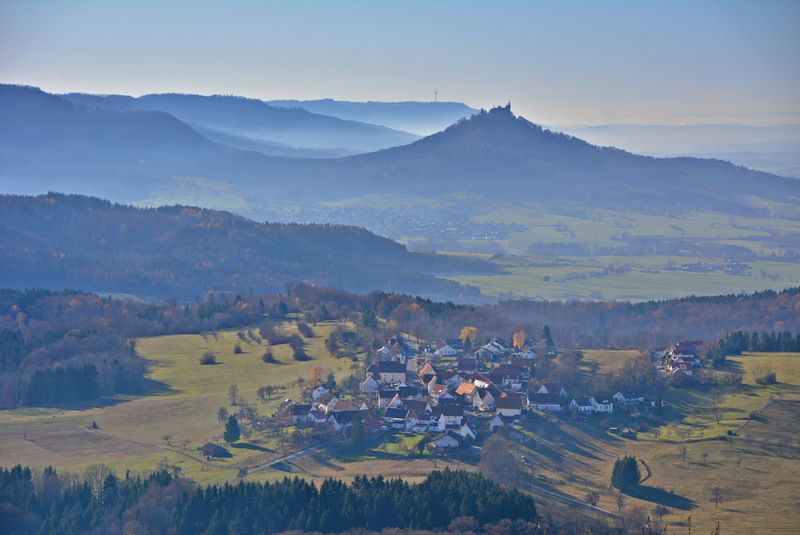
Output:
[
  {"xmin": 3, "ymin": 86, "xmax": 798, "ymax": 215},
  {"xmin": 311, "ymin": 105, "xmax": 799, "ymax": 211},
  {"xmin": 0, "ymin": 193, "xmax": 495, "ymax": 301}
]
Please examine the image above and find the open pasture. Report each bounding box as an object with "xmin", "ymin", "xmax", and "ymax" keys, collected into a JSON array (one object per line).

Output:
[
  {"xmin": 0, "ymin": 320, "xmax": 358, "ymax": 485},
  {"xmin": 513, "ymin": 350, "xmax": 800, "ymax": 534}
]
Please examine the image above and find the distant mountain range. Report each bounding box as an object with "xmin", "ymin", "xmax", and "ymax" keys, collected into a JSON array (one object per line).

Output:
[
  {"xmin": 60, "ymin": 92, "xmax": 421, "ymax": 154},
  {"xmin": 2, "ymin": 84, "xmax": 798, "ymax": 217},
  {"xmin": 266, "ymin": 99, "xmax": 478, "ymax": 135},
  {"xmin": 0, "ymin": 193, "xmax": 495, "ymax": 301}
]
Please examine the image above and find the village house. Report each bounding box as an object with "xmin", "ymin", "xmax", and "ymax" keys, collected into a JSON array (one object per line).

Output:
[
  {"xmin": 514, "ymin": 348, "xmax": 538, "ymax": 360},
  {"xmin": 569, "ymin": 397, "xmax": 593, "ymax": 413},
  {"xmin": 489, "ymin": 413, "xmax": 514, "ymax": 433},
  {"xmin": 384, "ymin": 407, "xmax": 409, "ymax": 429},
  {"xmin": 378, "ymin": 390, "xmax": 400, "ymax": 409},
  {"xmin": 527, "ymin": 392, "xmax": 563, "ymax": 412},
  {"xmin": 306, "ymin": 410, "xmax": 329, "ymax": 425},
  {"xmin": 455, "ymin": 381, "xmax": 477, "ymax": 403},
  {"xmin": 311, "ymin": 385, "xmax": 330, "ymax": 401},
  {"xmin": 290, "ymin": 404, "xmax": 312, "ymax": 424},
  {"xmin": 458, "ymin": 421, "xmax": 478, "ymax": 440},
  {"xmin": 315, "ymin": 392, "xmax": 339, "ymax": 412},
  {"xmin": 433, "ymin": 342, "xmax": 459, "ymax": 357},
  {"xmin": 360, "ymin": 375, "xmax": 380, "ymax": 393},
  {"xmin": 490, "ymin": 368, "xmax": 521, "ymax": 389},
  {"xmin": 432, "ymin": 404, "xmax": 464, "ymax": 430},
  {"xmin": 474, "ymin": 347, "xmax": 494, "ymax": 360},
  {"xmin": 456, "ymin": 356, "xmax": 477, "ymax": 375},
  {"xmin": 403, "ymin": 399, "xmax": 432, "ymax": 413},
  {"xmin": 537, "ymin": 383, "xmax": 568, "ymax": 397},
  {"xmin": 613, "ymin": 390, "xmax": 645, "ymax": 405},
  {"xmin": 430, "ymin": 430, "xmax": 462, "ymax": 449},
  {"xmin": 495, "ymin": 392, "xmax": 523, "ymax": 418},
  {"xmin": 591, "ymin": 394, "xmax": 614, "ymax": 413},
  {"xmin": 428, "ymin": 383, "xmax": 451, "ymax": 403},
  {"xmin": 417, "ymin": 361, "xmax": 438, "ymax": 383},
  {"xmin": 398, "ymin": 385, "xmax": 423, "ymax": 400},
  {"xmin": 440, "ymin": 371, "xmax": 466, "ymax": 390},
  {"xmin": 329, "ymin": 410, "xmax": 370, "ymax": 432},
  {"xmin": 331, "ymin": 399, "xmax": 368, "ymax": 413},
  {"xmin": 366, "ymin": 360, "xmax": 407, "ymax": 384}
]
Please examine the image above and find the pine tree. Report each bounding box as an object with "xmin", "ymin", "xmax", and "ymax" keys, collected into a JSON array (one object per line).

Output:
[
  {"xmin": 223, "ymin": 415, "xmax": 240, "ymax": 444},
  {"xmin": 611, "ymin": 455, "xmax": 641, "ymax": 491}
]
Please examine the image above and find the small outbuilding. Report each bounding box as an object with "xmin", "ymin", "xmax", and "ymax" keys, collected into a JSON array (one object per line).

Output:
[{"xmin": 201, "ymin": 443, "xmax": 231, "ymax": 458}]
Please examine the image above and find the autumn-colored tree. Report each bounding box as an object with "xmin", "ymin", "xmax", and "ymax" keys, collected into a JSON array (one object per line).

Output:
[
  {"xmin": 513, "ymin": 329, "xmax": 527, "ymax": 350},
  {"xmin": 460, "ymin": 326, "xmax": 477, "ymax": 346},
  {"xmin": 310, "ymin": 366, "xmax": 323, "ymax": 387}
]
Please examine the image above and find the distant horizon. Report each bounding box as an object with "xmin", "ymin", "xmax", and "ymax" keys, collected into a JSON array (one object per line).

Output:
[
  {"xmin": 2, "ymin": 1, "xmax": 797, "ymax": 128},
  {"xmin": 7, "ymin": 81, "xmax": 800, "ymax": 129}
]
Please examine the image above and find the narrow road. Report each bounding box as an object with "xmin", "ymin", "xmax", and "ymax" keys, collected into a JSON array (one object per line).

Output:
[
  {"xmin": 521, "ymin": 479, "xmax": 620, "ymax": 517},
  {"xmin": 224, "ymin": 446, "xmax": 320, "ymax": 483}
]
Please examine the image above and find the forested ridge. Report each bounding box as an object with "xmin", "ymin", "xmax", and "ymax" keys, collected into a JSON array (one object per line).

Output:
[
  {"xmin": 0, "ymin": 466, "xmax": 539, "ymax": 535},
  {"xmin": 0, "ymin": 193, "xmax": 493, "ymax": 301},
  {"xmin": 4, "ymin": 283, "xmax": 799, "ymax": 408}
]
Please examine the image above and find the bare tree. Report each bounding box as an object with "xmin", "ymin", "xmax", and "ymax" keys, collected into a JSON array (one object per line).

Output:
[
  {"xmin": 217, "ymin": 407, "xmax": 229, "ymax": 425},
  {"xmin": 584, "ymin": 490, "xmax": 600, "ymax": 507},
  {"xmin": 652, "ymin": 504, "xmax": 668, "ymax": 520},
  {"xmin": 228, "ymin": 384, "xmax": 239, "ymax": 406},
  {"xmin": 616, "ymin": 493, "xmax": 625, "ymax": 512},
  {"xmin": 257, "ymin": 385, "xmax": 275, "ymax": 403},
  {"xmin": 709, "ymin": 486, "xmax": 726, "ymax": 508},
  {"xmin": 182, "ymin": 438, "xmax": 191, "ymax": 449},
  {"xmin": 678, "ymin": 445, "xmax": 688, "ymax": 461},
  {"xmin": 162, "ymin": 434, "xmax": 173, "ymax": 447},
  {"xmin": 478, "ymin": 434, "xmax": 521, "ymax": 489}
]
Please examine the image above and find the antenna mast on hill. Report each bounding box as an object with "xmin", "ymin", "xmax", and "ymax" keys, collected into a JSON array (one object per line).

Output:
[{"xmin": 435, "ymin": 91, "xmax": 437, "ymax": 103}]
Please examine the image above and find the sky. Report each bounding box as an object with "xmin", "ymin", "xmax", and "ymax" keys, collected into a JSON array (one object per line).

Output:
[{"xmin": 1, "ymin": 0, "xmax": 799, "ymax": 126}]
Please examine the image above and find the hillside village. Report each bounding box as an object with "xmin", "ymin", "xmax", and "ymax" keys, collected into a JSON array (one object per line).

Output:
[{"xmin": 270, "ymin": 333, "xmax": 700, "ymax": 452}]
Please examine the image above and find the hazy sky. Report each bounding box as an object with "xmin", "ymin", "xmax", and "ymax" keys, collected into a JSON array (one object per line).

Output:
[{"xmin": 2, "ymin": 0, "xmax": 799, "ymax": 126}]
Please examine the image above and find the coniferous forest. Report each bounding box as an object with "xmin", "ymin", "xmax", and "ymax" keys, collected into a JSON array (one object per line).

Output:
[{"xmin": 0, "ymin": 466, "xmax": 538, "ymax": 535}]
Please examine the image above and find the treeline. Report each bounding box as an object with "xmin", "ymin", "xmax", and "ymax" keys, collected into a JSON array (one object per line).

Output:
[
  {"xmin": 0, "ymin": 288, "xmax": 284, "ymax": 408},
  {"xmin": 5, "ymin": 282, "xmax": 800, "ymax": 409},
  {"xmin": 288, "ymin": 282, "xmax": 800, "ymax": 351},
  {"xmin": 497, "ymin": 287, "xmax": 800, "ymax": 348},
  {"xmin": 26, "ymin": 364, "xmax": 100, "ymax": 405},
  {"xmin": 717, "ymin": 330, "xmax": 800, "ymax": 354},
  {"xmin": 0, "ymin": 193, "xmax": 490, "ymax": 302},
  {"xmin": 0, "ymin": 466, "xmax": 538, "ymax": 535}
]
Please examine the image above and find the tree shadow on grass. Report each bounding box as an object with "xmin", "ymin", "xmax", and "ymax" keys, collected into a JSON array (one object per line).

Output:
[
  {"xmin": 140, "ymin": 378, "xmax": 178, "ymax": 397},
  {"xmin": 41, "ymin": 378, "xmax": 177, "ymax": 412},
  {"xmin": 231, "ymin": 442, "xmax": 272, "ymax": 452},
  {"xmin": 627, "ymin": 485, "xmax": 696, "ymax": 510}
]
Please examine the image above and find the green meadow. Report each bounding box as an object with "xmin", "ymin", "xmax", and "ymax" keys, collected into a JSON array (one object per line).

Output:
[
  {"xmin": 1, "ymin": 313, "xmax": 799, "ymax": 534},
  {"xmin": 0, "ymin": 321, "xmax": 355, "ymax": 485},
  {"xmin": 511, "ymin": 350, "xmax": 800, "ymax": 534}
]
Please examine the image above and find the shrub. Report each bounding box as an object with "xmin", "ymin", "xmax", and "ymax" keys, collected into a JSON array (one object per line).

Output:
[
  {"xmin": 756, "ymin": 371, "xmax": 777, "ymax": 384},
  {"xmin": 297, "ymin": 322, "xmax": 314, "ymax": 338},
  {"xmin": 262, "ymin": 351, "xmax": 275, "ymax": 363},
  {"xmin": 199, "ymin": 351, "xmax": 217, "ymax": 365},
  {"xmin": 233, "ymin": 343, "xmax": 243, "ymax": 354}
]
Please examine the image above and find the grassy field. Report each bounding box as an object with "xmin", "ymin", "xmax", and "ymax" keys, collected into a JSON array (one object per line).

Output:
[
  {"xmin": 511, "ymin": 350, "xmax": 800, "ymax": 534},
  {"xmin": 2, "ymin": 322, "xmax": 798, "ymax": 533},
  {"xmin": 0, "ymin": 320, "xmax": 357, "ymax": 485},
  {"xmin": 447, "ymin": 253, "xmax": 800, "ymax": 301}
]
